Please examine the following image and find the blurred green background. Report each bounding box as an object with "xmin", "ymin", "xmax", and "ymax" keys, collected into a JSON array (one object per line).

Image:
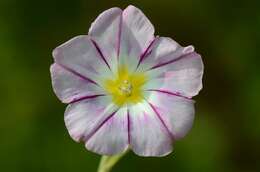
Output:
[{"xmin": 1, "ymin": 0, "xmax": 260, "ymax": 171}]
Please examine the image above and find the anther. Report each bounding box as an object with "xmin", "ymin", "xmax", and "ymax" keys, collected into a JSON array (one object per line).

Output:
[{"xmin": 118, "ymin": 80, "xmax": 132, "ymax": 96}]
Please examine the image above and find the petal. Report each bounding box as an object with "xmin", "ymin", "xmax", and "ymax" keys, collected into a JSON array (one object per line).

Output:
[
  {"xmin": 145, "ymin": 52, "xmax": 203, "ymax": 97},
  {"xmin": 64, "ymin": 96, "xmax": 118, "ymax": 143},
  {"xmin": 89, "ymin": 7, "xmax": 122, "ymax": 73},
  {"xmin": 137, "ymin": 37, "xmax": 194, "ymax": 71},
  {"xmin": 140, "ymin": 39, "xmax": 203, "ymax": 97},
  {"xmin": 122, "ymin": 5, "xmax": 155, "ymax": 52},
  {"xmin": 119, "ymin": 5, "xmax": 155, "ymax": 72},
  {"xmin": 85, "ymin": 106, "xmax": 129, "ymax": 155},
  {"xmin": 52, "ymin": 35, "xmax": 113, "ymax": 85},
  {"xmin": 129, "ymin": 101, "xmax": 173, "ymax": 157},
  {"xmin": 146, "ymin": 90, "xmax": 195, "ymax": 139},
  {"xmin": 50, "ymin": 63, "xmax": 105, "ymax": 103}
]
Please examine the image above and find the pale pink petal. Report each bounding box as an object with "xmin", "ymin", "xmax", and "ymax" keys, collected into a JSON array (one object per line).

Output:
[
  {"xmin": 85, "ymin": 107, "xmax": 129, "ymax": 155},
  {"xmin": 129, "ymin": 102, "xmax": 173, "ymax": 157},
  {"xmin": 89, "ymin": 7, "xmax": 122, "ymax": 73},
  {"xmin": 64, "ymin": 96, "xmax": 118, "ymax": 143},
  {"xmin": 138, "ymin": 37, "xmax": 203, "ymax": 98},
  {"xmin": 122, "ymin": 5, "xmax": 155, "ymax": 53},
  {"xmin": 50, "ymin": 63, "xmax": 105, "ymax": 103},
  {"xmin": 137, "ymin": 37, "xmax": 194, "ymax": 71},
  {"xmin": 52, "ymin": 35, "xmax": 113, "ymax": 85},
  {"xmin": 143, "ymin": 52, "xmax": 203, "ymax": 97},
  {"xmin": 146, "ymin": 90, "xmax": 195, "ymax": 139},
  {"xmin": 118, "ymin": 5, "xmax": 155, "ymax": 72}
]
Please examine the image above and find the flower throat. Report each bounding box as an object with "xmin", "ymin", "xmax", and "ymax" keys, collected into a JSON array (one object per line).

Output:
[{"xmin": 104, "ymin": 66, "xmax": 147, "ymax": 106}]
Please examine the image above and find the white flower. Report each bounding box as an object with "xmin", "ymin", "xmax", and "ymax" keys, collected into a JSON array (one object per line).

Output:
[{"xmin": 50, "ymin": 5, "xmax": 204, "ymax": 157}]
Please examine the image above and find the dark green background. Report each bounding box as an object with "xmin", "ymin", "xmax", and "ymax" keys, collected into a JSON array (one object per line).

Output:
[{"xmin": 1, "ymin": 0, "xmax": 260, "ymax": 171}]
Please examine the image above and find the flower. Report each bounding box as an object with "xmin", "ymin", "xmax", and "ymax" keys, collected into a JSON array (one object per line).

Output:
[{"xmin": 50, "ymin": 5, "xmax": 203, "ymax": 157}]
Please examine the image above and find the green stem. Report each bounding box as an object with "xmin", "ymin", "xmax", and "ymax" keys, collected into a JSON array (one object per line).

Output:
[{"xmin": 97, "ymin": 150, "xmax": 129, "ymax": 172}]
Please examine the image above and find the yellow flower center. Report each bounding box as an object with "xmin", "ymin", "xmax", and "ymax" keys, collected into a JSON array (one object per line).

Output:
[{"xmin": 104, "ymin": 66, "xmax": 147, "ymax": 106}]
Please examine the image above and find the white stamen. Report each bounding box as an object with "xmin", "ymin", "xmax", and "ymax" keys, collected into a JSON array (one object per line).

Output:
[{"xmin": 118, "ymin": 80, "xmax": 132, "ymax": 96}]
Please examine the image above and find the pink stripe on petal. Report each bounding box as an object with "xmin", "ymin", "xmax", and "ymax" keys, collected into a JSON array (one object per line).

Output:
[
  {"xmin": 149, "ymin": 102, "xmax": 175, "ymax": 140},
  {"xmin": 127, "ymin": 108, "xmax": 131, "ymax": 144},
  {"xmin": 146, "ymin": 91, "xmax": 195, "ymax": 140},
  {"xmin": 136, "ymin": 37, "xmax": 195, "ymax": 73},
  {"xmin": 55, "ymin": 63, "xmax": 98, "ymax": 85},
  {"xmin": 52, "ymin": 35, "xmax": 113, "ymax": 85},
  {"xmin": 68, "ymin": 94, "xmax": 106, "ymax": 104},
  {"xmin": 143, "ymin": 52, "xmax": 203, "ymax": 98},
  {"xmin": 83, "ymin": 110, "xmax": 118, "ymax": 142},
  {"xmin": 85, "ymin": 107, "xmax": 129, "ymax": 155},
  {"xmin": 128, "ymin": 102, "xmax": 173, "ymax": 157},
  {"xmin": 122, "ymin": 5, "xmax": 155, "ymax": 50},
  {"xmin": 64, "ymin": 96, "xmax": 117, "ymax": 143},
  {"xmin": 89, "ymin": 7, "xmax": 122, "ymax": 73},
  {"xmin": 146, "ymin": 89, "xmax": 192, "ymax": 100},
  {"xmin": 150, "ymin": 52, "xmax": 195, "ymax": 70},
  {"xmin": 136, "ymin": 36, "xmax": 159, "ymax": 70},
  {"xmin": 118, "ymin": 5, "xmax": 155, "ymax": 72},
  {"xmin": 117, "ymin": 14, "xmax": 123, "ymax": 58},
  {"xmin": 90, "ymin": 39, "xmax": 111, "ymax": 70},
  {"xmin": 50, "ymin": 63, "xmax": 105, "ymax": 104}
]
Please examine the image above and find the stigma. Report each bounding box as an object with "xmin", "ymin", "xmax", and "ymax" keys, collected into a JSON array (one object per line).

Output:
[{"xmin": 118, "ymin": 80, "xmax": 132, "ymax": 96}]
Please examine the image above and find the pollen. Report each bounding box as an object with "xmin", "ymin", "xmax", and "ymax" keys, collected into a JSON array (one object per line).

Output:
[{"xmin": 104, "ymin": 66, "xmax": 147, "ymax": 106}]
